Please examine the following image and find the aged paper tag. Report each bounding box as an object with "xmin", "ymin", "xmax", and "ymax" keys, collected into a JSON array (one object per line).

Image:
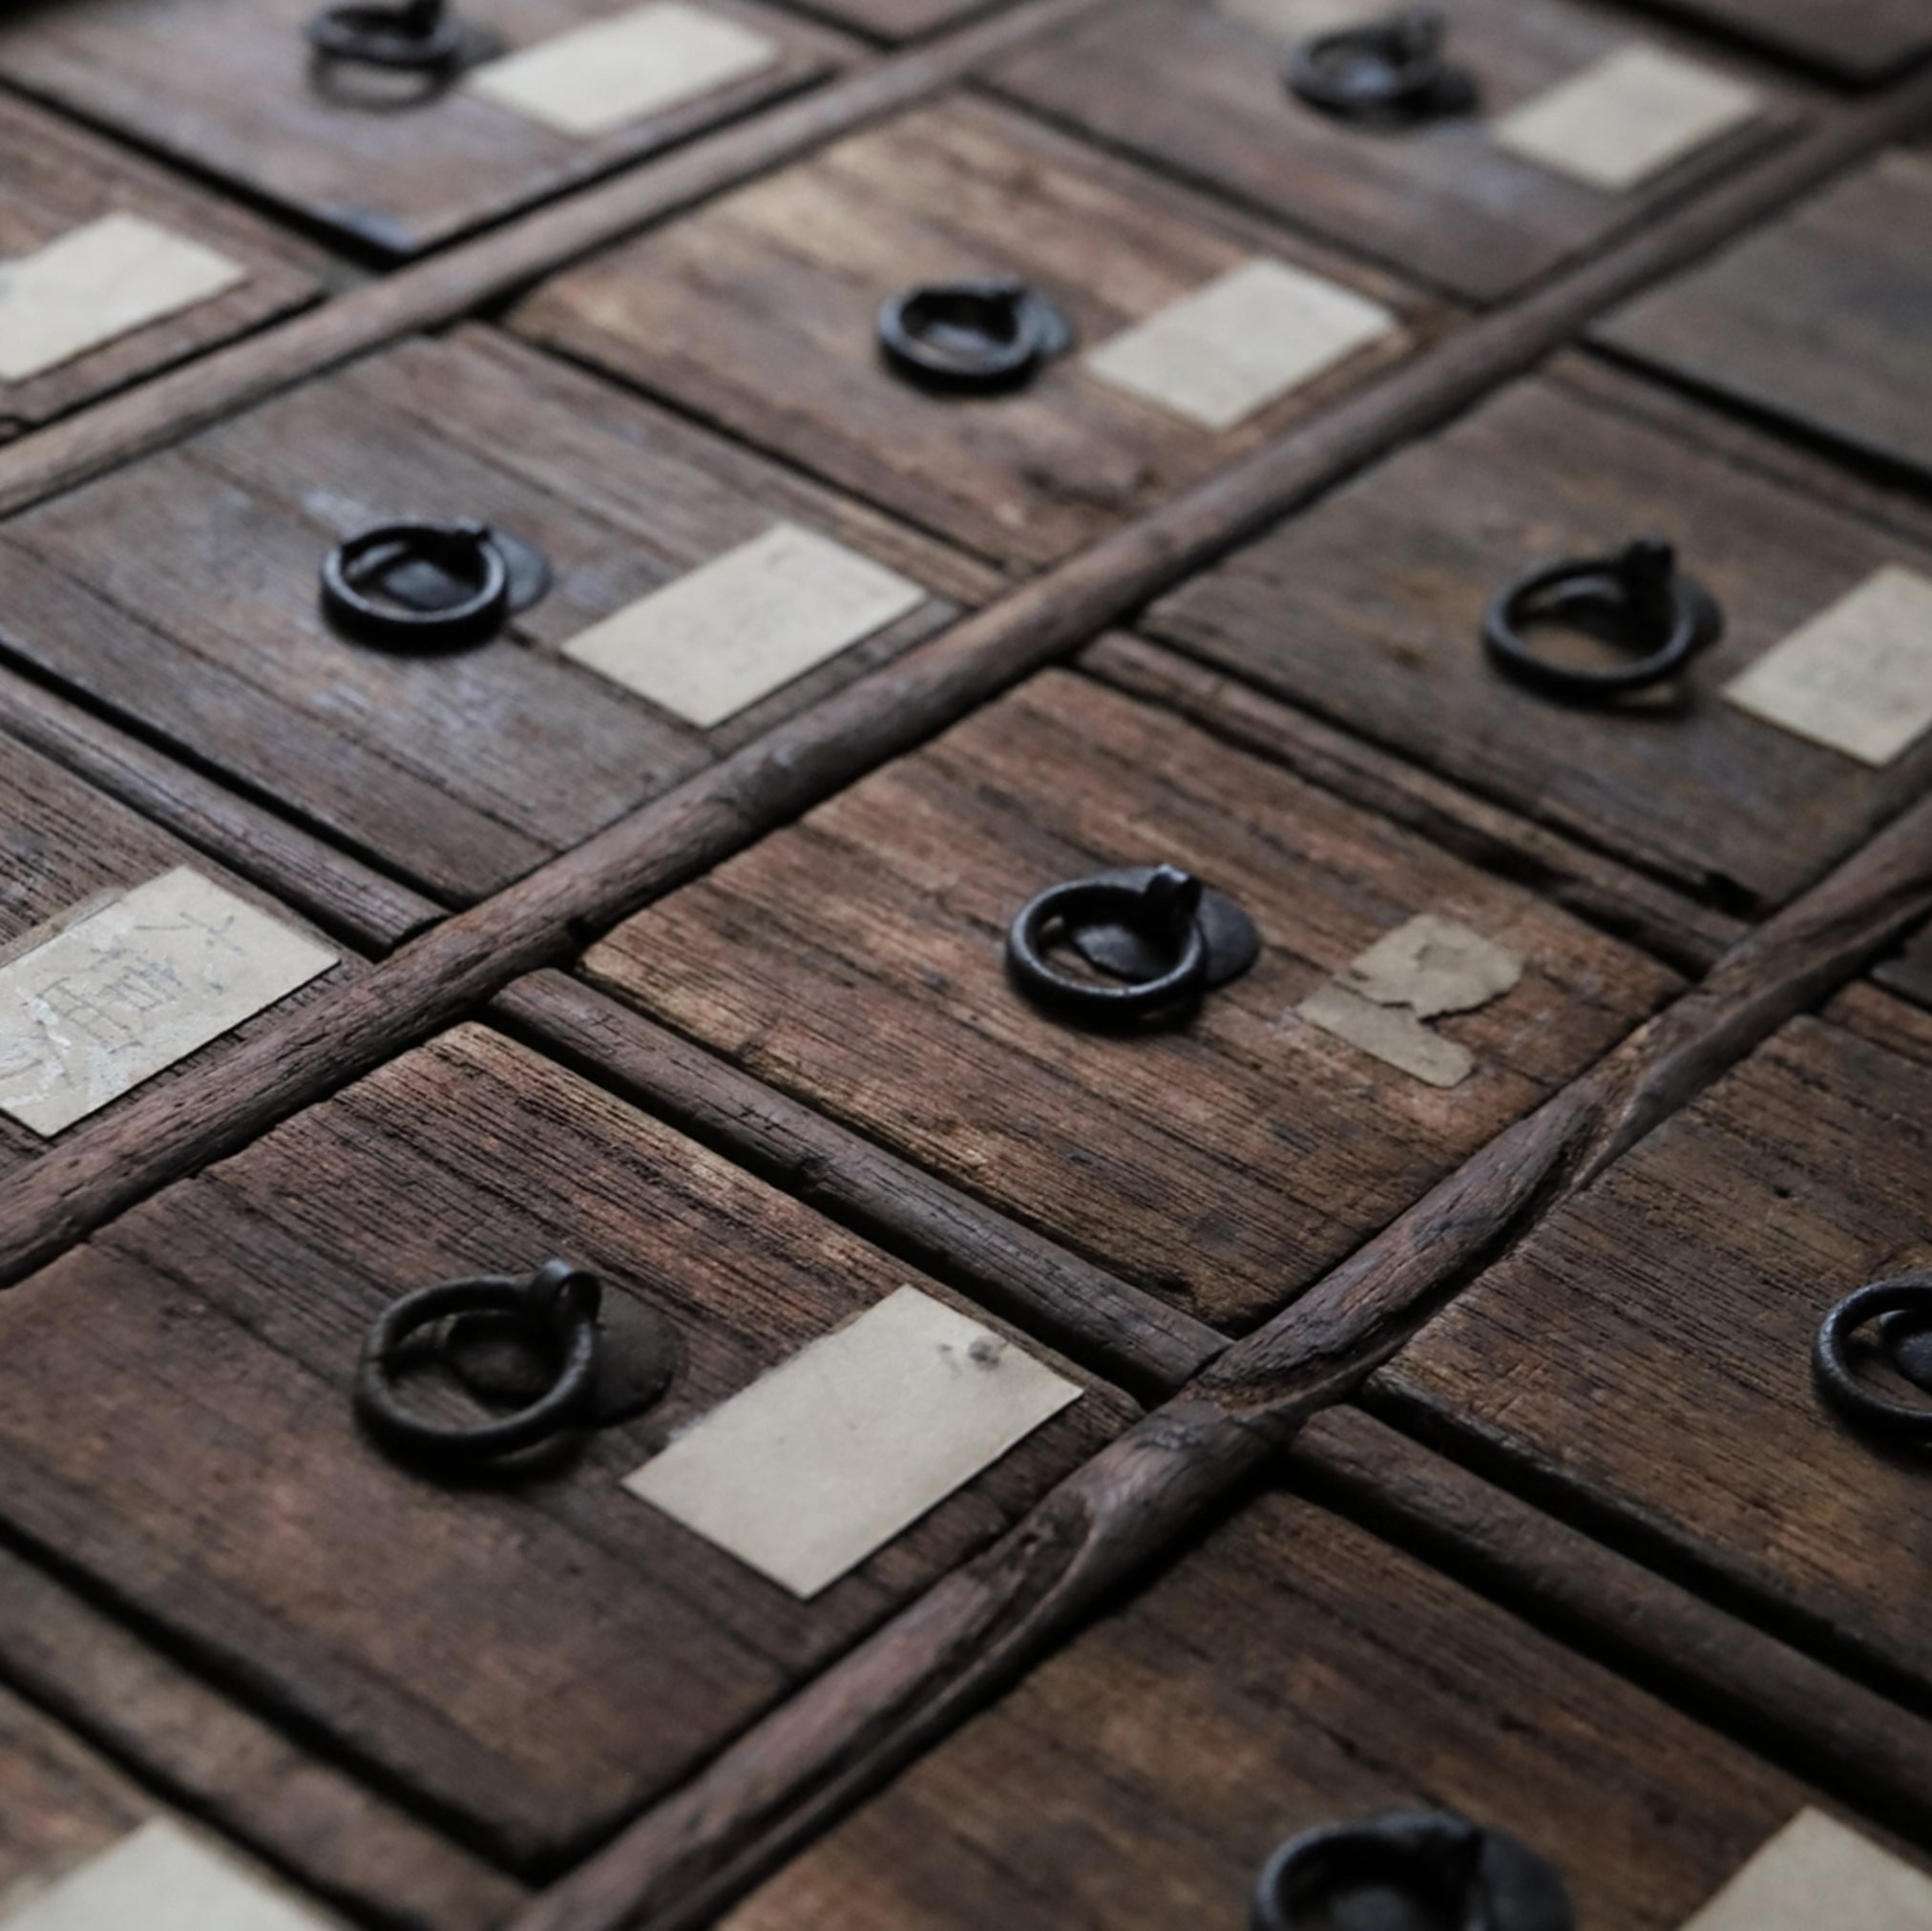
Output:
[
  {"xmin": 468, "ymin": 2, "xmax": 779, "ymax": 137},
  {"xmin": 0, "ymin": 214, "xmax": 246, "ymax": 384},
  {"xmin": 1679, "ymin": 1811, "xmax": 1932, "ymax": 1930},
  {"xmin": 1724, "ymin": 567, "xmax": 1932, "ymax": 766},
  {"xmin": 0, "ymin": 869, "xmax": 337, "ymax": 1139},
  {"xmin": 624, "ymin": 1287, "xmax": 1082, "ymax": 1597},
  {"xmin": 1084, "ymin": 259, "xmax": 1396, "ymax": 432},
  {"xmin": 0, "ymin": 1818, "xmax": 336, "ymax": 1931},
  {"xmin": 1492, "ymin": 46, "xmax": 1761, "ymax": 192},
  {"xmin": 563, "ymin": 522, "xmax": 927, "ymax": 727},
  {"xmin": 1296, "ymin": 913, "xmax": 1523, "ymax": 1089}
]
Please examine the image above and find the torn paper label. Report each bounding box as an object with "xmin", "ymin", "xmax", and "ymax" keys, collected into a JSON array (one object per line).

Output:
[
  {"xmin": 623, "ymin": 1287, "xmax": 1082, "ymax": 1598},
  {"xmin": 0, "ymin": 214, "xmax": 247, "ymax": 385},
  {"xmin": 1296, "ymin": 913, "xmax": 1522, "ymax": 1089},
  {"xmin": 1084, "ymin": 258, "xmax": 1396, "ymax": 432},
  {"xmin": 0, "ymin": 869, "xmax": 337, "ymax": 1138},
  {"xmin": 1491, "ymin": 46, "xmax": 1761, "ymax": 193},
  {"xmin": 1723, "ymin": 567, "xmax": 1932, "ymax": 766},
  {"xmin": 0, "ymin": 1818, "xmax": 338, "ymax": 1931},
  {"xmin": 1679, "ymin": 1811, "xmax": 1932, "ymax": 1931},
  {"xmin": 563, "ymin": 522, "xmax": 927, "ymax": 727},
  {"xmin": 467, "ymin": 2, "xmax": 780, "ymax": 137}
]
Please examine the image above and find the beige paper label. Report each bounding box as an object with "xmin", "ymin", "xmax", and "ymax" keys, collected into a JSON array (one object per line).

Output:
[
  {"xmin": 1296, "ymin": 913, "xmax": 1523, "ymax": 1089},
  {"xmin": 1491, "ymin": 46, "xmax": 1761, "ymax": 193},
  {"xmin": 563, "ymin": 522, "xmax": 927, "ymax": 727},
  {"xmin": 1680, "ymin": 1812, "xmax": 1932, "ymax": 1930},
  {"xmin": 0, "ymin": 214, "xmax": 246, "ymax": 385},
  {"xmin": 1724, "ymin": 567, "xmax": 1932, "ymax": 766},
  {"xmin": 0, "ymin": 869, "xmax": 337, "ymax": 1139},
  {"xmin": 0, "ymin": 1818, "xmax": 337, "ymax": 1931},
  {"xmin": 624, "ymin": 1287, "xmax": 1082, "ymax": 1597},
  {"xmin": 1084, "ymin": 258, "xmax": 1396, "ymax": 432},
  {"xmin": 468, "ymin": 2, "xmax": 779, "ymax": 137}
]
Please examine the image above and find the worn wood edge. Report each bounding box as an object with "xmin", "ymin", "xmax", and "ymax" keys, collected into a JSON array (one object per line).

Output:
[
  {"xmin": 492, "ymin": 971, "xmax": 1223, "ymax": 1396},
  {"xmin": 1289, "ymin": 1406, "xmax": 1932, "ymax": 1846},
  {"xmin": 1080, "ymin": 635, "xmax": 1743, "ymax": 976},
  {"xmin": 495, "ymin": 704, "xmax": 1932, "ymax": 1931},
  {"xmin": 0, "ymin": 0, "xmax": 1111, "ymax": 520}
]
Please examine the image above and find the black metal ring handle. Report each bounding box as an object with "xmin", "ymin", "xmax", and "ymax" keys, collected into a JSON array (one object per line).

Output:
[
  {"xmin": 1007, "ymin": 865, "xmax": 1211, "ymax": 1021},
  {"xmin": 877, "ymin": 279, "xmax": 1073, "ymax": 392},
  {"xmin": 1483, "ymin": 536, "xmax": 1722, "ymax": 703},
  {"xmin": 307, "ymin": 0, "xmax": 467, "ymax": 69},
  {"xmin": 1286, "ymin": 9, "xmax": 1476, "ymax": 121},
  {"xmin": 321, "ymin": 518, "xmax": 512, "ymax": 654},
  {"xmin": 355, "ymin": 1261, "xmax": 602, "ymax": 1466},
  {"xmin": 1816, "ymin": 1276, "xmax": 1932, "ymax": 1445}
]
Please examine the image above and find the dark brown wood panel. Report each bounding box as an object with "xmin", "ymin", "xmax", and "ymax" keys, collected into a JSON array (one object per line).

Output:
[
  {"xmin": 0, "ymin": 1024, "xmax": 1127, "ymax": 1866},
  {"xmin": 1600, "ymin": 150, "xmax": 1932, "ymax": 488},
  {"xmin": 989, "ymin": 0, "xmax": 1797, "ymax": 305},
  {"xmin": 509, "ymin": 94, "xmax": 1440, "ymax": 570},
  {"xmin": 581, "ymin": 668, "xmax": 1679, "ymax": 1333},
  {"xmin": 1144, "ymin": 368, "xmax": 1932, "ymax": 913},
  {"xmin": 1376, "ymin": 993, "xmax": 1932, "ymax": 1714},
  {"xmin": 1648, "ymin": 0, "xmax": 1932, "ymax": 81},
  {"xmin": 720, "ymin": 1470, "xmax": 1830, "ymax": 1931},
  {"xmin": 0, "ymin": 0, "xmax": 851, "ymax": 258},
  {"xmin": 795, "ymin": 0, "xmax": 993, "ymax": 43},
  {"xmin": 0, "ymin": 325, "xmax": 981, "ymax": 904}
]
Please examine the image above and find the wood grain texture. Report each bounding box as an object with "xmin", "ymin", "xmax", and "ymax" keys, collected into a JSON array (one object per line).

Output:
[
  {"xmin": 0, "ymin": 1023, "xmax": 1128, "ymax": 1867},
  {"xmin": 583, "ymin": 668, "xmax": 1679, "ymax": 1331},
  {"xmin": 989, "ymin": 0, "xmax": 1799, "ymax": 305},
  {"xmin": 1144, "ymin": 368, "xmax": 1932, "ymax": 913},
  {"xmin": 1600, "ymin": 149, "xmax": 1932, "ymax": 488},
  {"xmin": 0, "ymin": 0, "xmax": 853, "ymax": 257},
  {"xmin": 510, "ymin": 94, "xmax": 1441, "ymax": 569},
  {"xmin": 0, "ymin": 325, "xmax": 980, "ymax": 904}
]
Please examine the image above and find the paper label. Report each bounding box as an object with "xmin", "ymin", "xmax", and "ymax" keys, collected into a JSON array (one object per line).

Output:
[
  {"xmin": 0, "ymin": 1819, "xmax": 336, "ymax": 1931},
  {"xmin": 1724, "ymin": 567, "xmax": 1932, "ymax": 766},
  {"xmin": 0, "ymin": 869, "xmax": 337, "ymax": 1138},
  {"xmin": 623, "ymin": 1287, "xmax": 1082, "ymax": 1598},
  {"xmin": 1296, "ymin": 913, "xmax": 1522, "ymax": 1089},
  {"xmin": 0, "ymin": 214, "xmax": 246, "ymax": 385},
  {"xmin": 563, "ymin": 523, "xmax": 927, "ymax": 727},
  {"xmin": 1083, "ymin": 258, "xmax": 1396, "ymax": 432},
  {"xmin": 1491, "ymin": 45, "xmax": 1761, "ymax": 193},
  {"xmin": 1680, "ymin": 1811, "xmax": 1932, "ymax": 1930},
  {"xmin": 468, "ymin": 2, "xmax": 780, "ymax": 137}
]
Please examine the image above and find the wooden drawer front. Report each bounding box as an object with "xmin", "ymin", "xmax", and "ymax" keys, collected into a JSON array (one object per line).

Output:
[
  {"xmin": 581, "ymin": 669, "xmax": 1678, "ymax": 1333},
  {"xmin": 508, "ymin": 96, "xmax": 1436, "ymax": 571},
  {"xmin": 0, "ymin": 0, "xmax": 846, "ymax": 258},
  {"xmin": 1653, "ymin": 0, "xmax": 1932, "ymax": 80},
  {"xmin": 0, "ymin": 327, "xmax": 976, "ymax": 904},
  {"xmin": 1600, "ymin": 151, "xmax": 1932, "ymax": 490},
  {"xmin": 0, "ymin": 1024, "xmax": 1125, "ymax": 1864},
  {"xmin": 1144, "ymin": 372, "xmax": 1932, "ymax": 913},
  {"xmin": 988, "ymin": 0, "xmax": 1794, "ymax": 306},
  {"xmin": 723, "ymin": 1476, "xmax": 1825, "ymax": 1930},
  {"xmin": 1376, "ymin": 997, "xmax": 1932, "ymax": 1711}
]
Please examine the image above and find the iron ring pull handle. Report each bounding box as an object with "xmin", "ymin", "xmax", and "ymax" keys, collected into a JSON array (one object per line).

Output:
[
  {"xmin": 1007, "ymin": 864, "xmax": 1212, "ymax": 1020},
  {"xmin": 1816, "ymin": 1275, "xmax": 1932, "ymax": 1445},
  {"xmin": 877, "ymin": 278, "xmax": 1074, "ymax": 392},
  {"xmin": 1252, "ymin": 1810, "xmax": 1575, "ymax": 1931},
  {"xmin": 1286, "ymin": 9, "xmax": 1477, "ymax": 121},
  {"xmin": 321, "ymin": 518, "xmax": 513, "ymax": 653},
  {"xmin": 307, "ymin": 0, "xmax": 468, "ymax": 70},
  {"xmin": 356, "ymin": 1260, "xmax": 602, "ymax": 1466},
  {"xmin": 1483, "ymin": 536, "xmax": 1723, "ymax": 703}
]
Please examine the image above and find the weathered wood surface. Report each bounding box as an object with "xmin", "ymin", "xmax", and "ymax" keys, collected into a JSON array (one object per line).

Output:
[
  {"xmin": 1374, "ymin": 991, "xmax": 1932, "ymax": 1711},
  {"xmin": 801, "ymin": 0, "xmax": 993, "ymax": 43},
  {"xmin": 1600, "ymin": 148, "xmax": 1932, "ymax": 488},
  {"xmin": 511, "ymin": 94, "xmax": 1438, "ymax": 570},
  {"xmin": 989, "ymin": 0, "xmax": 1799, "ymax": 304},
  {"xmin": 583, "ymin": 668, "xmax": 1679, "ymax": 1332},
  {"xmin": 0, "ymin": 1024, "xmax": 1128, "ymax": 1867},
  {"xmin": 505, "ymin": 781, "xmax": 1932, "ymax": 1931},
  {"xmin": 1144, "ymin": 367, "xmax": 1932, "ymax": 913},
  {"xmin": 0, "ymin": 0, "xmax": 853, "ymax": 257},
  {"xmin": 0, "ymin": 325, "xmax": 981, "ymax": 904},
  {"xmin": 0, "ymin": 1543, "xmax": 521, "ymax": 1931}
]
